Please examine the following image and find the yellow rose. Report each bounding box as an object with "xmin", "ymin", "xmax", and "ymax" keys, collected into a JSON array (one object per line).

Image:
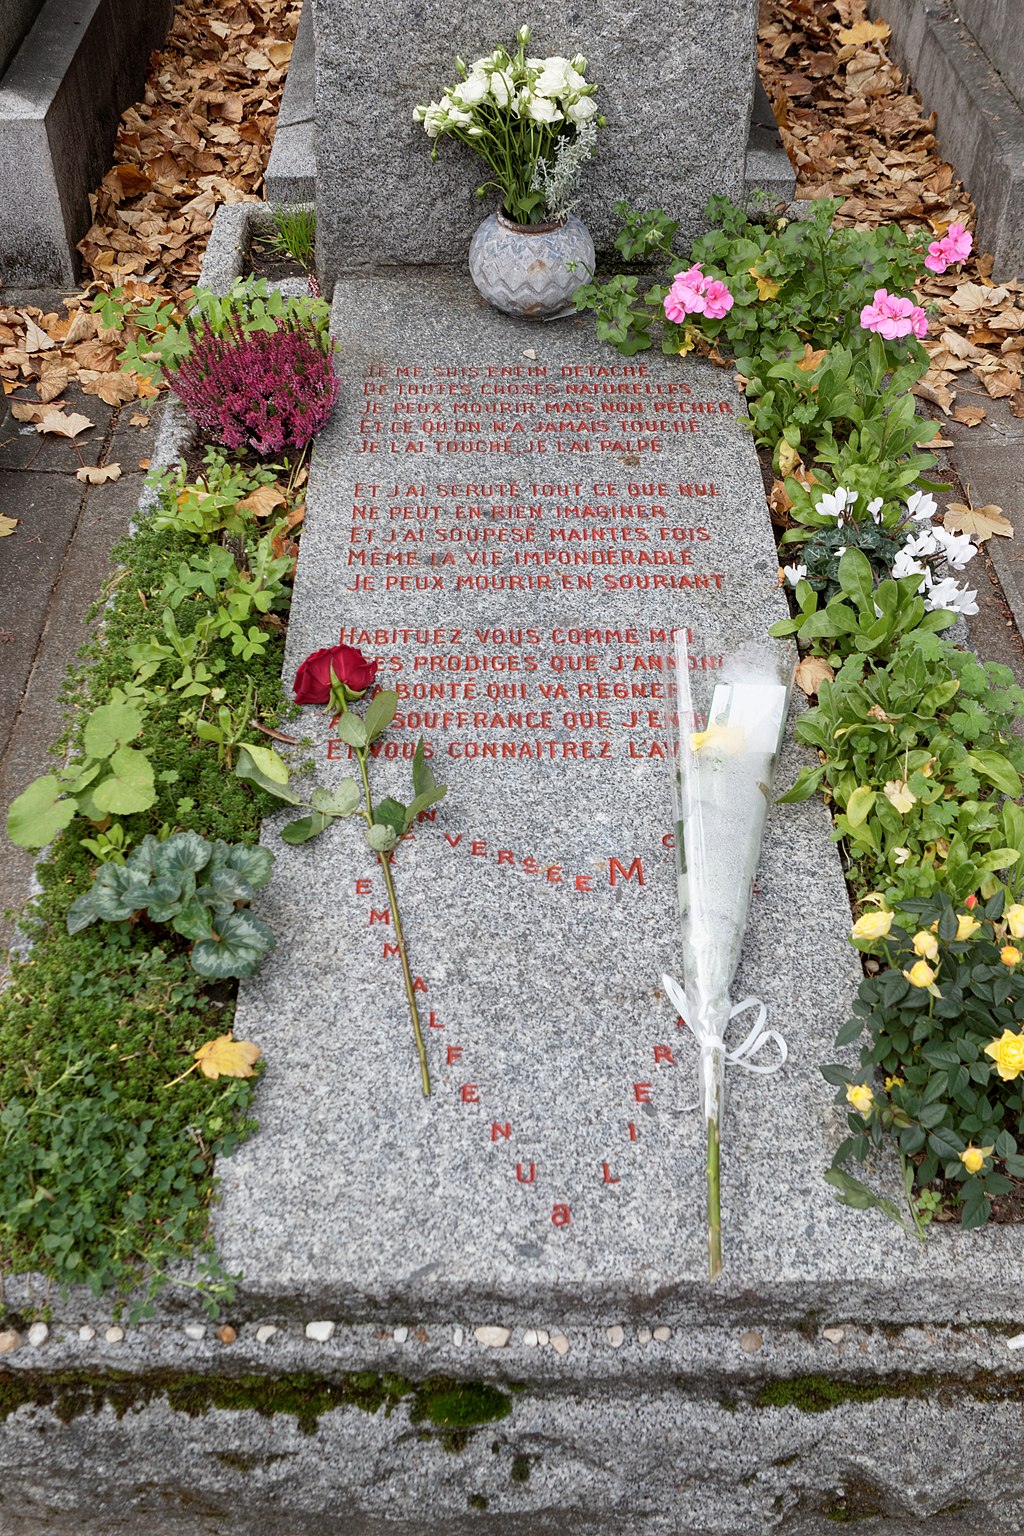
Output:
[
  {"xmin": 1006, "ymin": 904, "xmax": 1024, "ymax": 940},
  {"xmin": 884, "ymin": 1075, "xmax": 904, "ymax": 1091},
  {"xmin": 912, "ymin": 931, "xmax": 939, "ymax": 961},
  {"xmin": 959, "ymin": 1145, "xmax": 990, "ymax": 1175},
  {"xmin": 904, "ymin": 960, "xmax": 936, "ymax": 988},
  {"xmin": 985, "ymin": 1029, "xmax": 1024, "ymax": 1082},
  {"xmin": 846, "ymin": 1082, "xmax": 874, "ymax": 1116},
  {"xmin": 851, "ymin": 910, "xmax": 893, "ymax": 942},
  {"xmin": 956, "ymin": 913, "xmax": 982, "ymax": 941},
  {"xmin": 1001, "ymin": 945, "xmax": 1022, "ymax": 968}
]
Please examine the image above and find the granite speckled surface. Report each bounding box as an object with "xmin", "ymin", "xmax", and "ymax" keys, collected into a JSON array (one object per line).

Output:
[
  {"xmin": 310, "ymin": 0, "xmax": 759, "ymax": 285},
  {"xmin": 210, "ymin": 272, "xmax": 1024, "ymax": 1330}
]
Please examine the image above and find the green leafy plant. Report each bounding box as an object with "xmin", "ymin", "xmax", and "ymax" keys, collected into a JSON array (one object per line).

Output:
[
  {"xmin": 824, "ymin": 891, "xmax": 1024, "ymax": 1230},
  {"xmin": 67, "ymin": 830, "xmax": 275, "ymax": 980},
  {"xmin": 110, "ymin": 276, "xmax": 330, "ymax": 380},
  {"xmin": 779, "ymin": 627, "xmax": 1024, "ymax": 904},
  {"xmin": 149, "ymin": 448, "xmax": 279, "ymax": 539},
  {"xmin": 770, "ymin": 547, "xmax": 955, "ymax": 662},
  {"xmin": 6, "ymin": 695, "xmax": 157, "ymax": 849}
]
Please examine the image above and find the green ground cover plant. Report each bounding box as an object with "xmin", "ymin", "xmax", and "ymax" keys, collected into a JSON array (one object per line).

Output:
[{"xmin": 2, "ymin": 280, "xmax": 331, "ymax": 1314}]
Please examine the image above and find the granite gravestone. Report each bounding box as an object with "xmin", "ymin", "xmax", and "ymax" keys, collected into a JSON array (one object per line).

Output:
[
  {"xmin": 215, "ymin": 273, "xmax": 863, "ymax": 1322},
  {"xmin": 310, "ymin": 0, "xmax": 761, "ymax": 289}
]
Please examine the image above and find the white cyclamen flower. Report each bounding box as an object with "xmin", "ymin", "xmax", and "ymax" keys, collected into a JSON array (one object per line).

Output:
[
  {"xmin": 892, "ymin": 549, "xmax": 927, "ymax": 583},
  {"xmin": 931, "ymin": 526, "xmax": 978, "ymax": 569},
  {"xmin": 925, "ymin": 576, "xmax": 979, "ymax": 615},
  {"xmin": 782, "ymin": 563, "xmax": 807, "ymax": 587},
  {"xmin": 903, "ymin": 529, "xmax": 939, "ymax": 559},
  {"xmin": 906, "ymin": 489, "xmax": 937, "ymax": 522},
  {"xmin": 816, "ymin": 487, "xmax": 857, "ymax": 520},
  {"xmin": 867, "ymin": 496, "xmax": 884, "ymax": 522}
]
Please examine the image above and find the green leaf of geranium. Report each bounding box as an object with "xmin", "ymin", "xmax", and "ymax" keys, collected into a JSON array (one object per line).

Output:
[
  {"xmin": 91, "ymin": 746, "xmax": 156, "ymax": 815},
  {"xmin": 82, "ymin": 700, "xmax": 144, "ymax": 760},
  {"xmin": 6, "ymin": 775, "xmax": 77, "ymax": 849}
]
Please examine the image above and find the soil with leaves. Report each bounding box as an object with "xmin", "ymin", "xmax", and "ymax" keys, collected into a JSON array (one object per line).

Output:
[
  {"xmin": 759, "ymin": 0, "xmax": 1024, "ymax": 426},
  {"xmin": 0, "ymin": 0, "xmax": 301, "ymax": 504}
]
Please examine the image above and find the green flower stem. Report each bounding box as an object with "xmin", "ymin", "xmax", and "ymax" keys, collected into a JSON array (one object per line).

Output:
[
  {"xmin": 707, "ymin": 1116, "xmax": 722, "ymax": 1280},
  {"xmin": 348, "ymin": 717, "xmax": 431, "ymax": 1099}
]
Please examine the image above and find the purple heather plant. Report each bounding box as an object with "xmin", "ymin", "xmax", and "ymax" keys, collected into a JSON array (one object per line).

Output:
[{"xmin": 164, "ymin": 316, "xmax": 339, "ymax": 457}]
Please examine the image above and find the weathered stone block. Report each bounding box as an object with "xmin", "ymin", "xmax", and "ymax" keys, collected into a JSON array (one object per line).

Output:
[
  {"xmin": 0, "ymin": 0, "xmax": 174, "ymax": 286},
  {"xmin": 311, "ymin": 0, "xmax": 760, "ymax": 288},
  {"xmin": 0, "ymin": 0, "xmax": 42, "ymax": 78}
]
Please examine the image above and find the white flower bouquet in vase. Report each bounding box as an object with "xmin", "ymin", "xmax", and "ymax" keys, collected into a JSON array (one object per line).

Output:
[
  {"xmin": 414, "ymin": 26, "xmax": 603, "ymax": 317},
  {"xmin": 663, "ymin": 627, "xmax": 793, "ymax": 1279}
]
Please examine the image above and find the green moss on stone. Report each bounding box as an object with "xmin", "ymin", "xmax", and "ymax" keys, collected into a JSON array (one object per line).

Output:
[{"xmin": 510, "ymin": 1453, "xmax": 531, "ymax": 1483}]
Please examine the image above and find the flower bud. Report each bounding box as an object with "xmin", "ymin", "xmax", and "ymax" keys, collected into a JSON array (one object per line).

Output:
[
  {"xmin": 518, "ymin": 24, "xmax": 531, "ymax": 44},
  {"xmin": 912, "ymin": 930, "xmax": 939, "ymax": 961},
  {"xmin": 1006, "ymin": 903, "xmax": 1024, "ymax": 939},
  {"xmin": 572, "ymin": 54, "xmax": 588, "ymax": 72},
  {"xmin": 960, "ymin": 1145, "xmax": 987, "ymax": 1175},
  {"xmin": 1001, "ymin": 945, "xmax": 1022, "ymax": 967},
  {"xmin": 851, "ymin": 910, "xmax": 893, "ymax": 941},
  {"xmin": 903, "ymin": 960, "xmax": 936, "ymax": 988}
]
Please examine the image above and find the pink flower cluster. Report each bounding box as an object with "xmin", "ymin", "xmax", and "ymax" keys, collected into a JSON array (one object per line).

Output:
[
  {"xmin": 664, "ymin": 264, "xmax": 734, "ymax": 324},
  {"xmin": 165, "ymin": 318, "xmax": 340, "ymax": 457},
  {"xmin": 859, "ymin": 288, "xmax": 928, "ymax": 341},
  {"xmin": 924, "ymin": 221, "xmax": 972, "ymax": 275}
]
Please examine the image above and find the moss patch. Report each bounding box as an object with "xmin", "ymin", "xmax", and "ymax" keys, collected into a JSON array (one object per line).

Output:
[
  {"xmin": 753, "ymin": 1369, "xmax": 1024, "ymax": 1413},
  {"xmin": 0, "ymin": 1368, "xmax": 513, "ymax": 1441}
]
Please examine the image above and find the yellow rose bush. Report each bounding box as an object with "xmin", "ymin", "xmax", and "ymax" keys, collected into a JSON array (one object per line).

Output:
[{"xmin": 824, "ymin": 891, "xmax": 1024, "ymax": 1229}]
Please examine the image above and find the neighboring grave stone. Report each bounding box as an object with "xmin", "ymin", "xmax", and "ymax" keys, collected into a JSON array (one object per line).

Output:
[
  {"xmin": 0, "ymin": 0, "xmax": 174, "ymax": 284},
  {"xmin": 0, "ymin": 0, "xmax": 42, "ymax": 78},
  {"xmin": 215, "ymin": 272, "xmax": 864, "ymax": 1322},
  {"xmin": 311, "ymin": 0, "xmax": 760, "ymax": 288}
]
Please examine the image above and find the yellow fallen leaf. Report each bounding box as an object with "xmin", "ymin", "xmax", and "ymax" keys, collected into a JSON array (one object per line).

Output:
[
  {"xmin": 129, "ymin": 412, "xmax": 150, "ymax": 428},
  {"xmin": 76, "ymin": 462, "xmax": 122, "ymax": 484},
  {"xmin": 266, "ymin": 40, "xmax": 293, "ymax": 66},
  {"xmin": 778, "ymin": 439, "xmax": 802, "ymax": 476},
  {"xmin": 749, "ymin": 266, "xmax": 782, "ymax": 302},
  {"xmin": 795, "ymin": 656, "xmax": 835, "ymax": 697},
  {"xmin": 238, "ymin": 484, "xmax": 286, "ymax": 518},
  {"xmin": 35, "ymin": 410, "xmax": 94, "ymax": 438},
  {"xmin": 796, "ymin": 343, "xmax": 827, "ymax": 371},
  {"xmin": 945, "ymin": 502, "xmax": 1013, "ymax": 540},
  {"xmin": 838, "ymin": 19, "xmax": 890, "ymax": 45},
  {"xmin": 0, "ymin": 515, "xmax": 18, "ymax": 536},
  {"xmin": 194, "ymin": 1033, "xmax": 261, "ymax": 1080},
  {"xmin": 884, "ymin": 779, "xmax": 917, "ymax": 814},
  {"xmin": 953, "ymin": 406, "xmax": 986, "ymax": 426}
]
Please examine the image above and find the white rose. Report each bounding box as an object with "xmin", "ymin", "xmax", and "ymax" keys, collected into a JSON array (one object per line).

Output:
[
  {"xmin": 567, "ymin": 95, "xmax": 597, "ymax": 123},
  {"xmin": 526, "ymin": 94, "xmax": 562, "ymax": 123},
  {"xmin": 455, "ymin": 73, "xmax": 489, "ymax": 107},
  {"xmin": 489, "ymin": 69, "xmax": 513, "ymax": 108},
  {"xmin": 535, "ymin": 59, "xmax": 572, "ymax": 98},
  {"xmin": 421, "ymin": 101, "xmax": 447, "ymax": 138}
]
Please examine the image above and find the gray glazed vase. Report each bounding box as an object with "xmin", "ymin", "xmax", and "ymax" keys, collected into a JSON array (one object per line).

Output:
[{"xmin": 468, "ymin": 210, "xmax": 595, "ymax": 318}]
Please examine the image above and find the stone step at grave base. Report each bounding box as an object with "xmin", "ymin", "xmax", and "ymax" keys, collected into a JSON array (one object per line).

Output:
[{"xmin": 3, "ymin": 274, "xmax": 1024, "ymax": 1534}]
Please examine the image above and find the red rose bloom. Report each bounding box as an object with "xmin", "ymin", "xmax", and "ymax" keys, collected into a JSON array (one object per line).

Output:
[{"xmin": 293, "ymin": 643, "xmax": 377, "ymax": 704}]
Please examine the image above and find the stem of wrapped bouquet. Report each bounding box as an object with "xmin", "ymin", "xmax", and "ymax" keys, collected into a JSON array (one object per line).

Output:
[{"xmin": 665, "ymin": 629, "xmax": 792, "ymax": 1279}]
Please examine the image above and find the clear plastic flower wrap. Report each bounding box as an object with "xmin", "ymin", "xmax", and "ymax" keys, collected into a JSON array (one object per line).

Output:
[{"xmin": 663, "ymin": 627, "xmax": 793, "ymax": 1278}]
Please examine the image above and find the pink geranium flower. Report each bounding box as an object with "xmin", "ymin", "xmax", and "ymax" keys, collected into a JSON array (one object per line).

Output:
[
  {"xmin": 702, "ymin": 280, "xmax": 734, "ymax": 320},
  {"xmin": 924, "ymin": 221, "xmax": 973, "ymax": 274},
  {"xmin": 860, "ymin": 288, "xmax": 927, "ymax": 341},
  {"xmin": 664, "ymin": 263, "xmax": 734, "ymax": 324}
]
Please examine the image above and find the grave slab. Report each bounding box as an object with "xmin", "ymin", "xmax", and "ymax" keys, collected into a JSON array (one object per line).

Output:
[{"xmin": 215, "ymin": 272, "xmax": 1024, "ymax": 1330}]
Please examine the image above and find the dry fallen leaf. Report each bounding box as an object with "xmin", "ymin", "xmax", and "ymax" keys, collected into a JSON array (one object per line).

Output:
[
  {"xmin": 238, "ymin": 484, "xmax": 286, "ymax": 518},
  {"xmin": 838, "ymin": 19, "xmax": 890, "ymax": 45},
  {"xmin": 76, "ymin": 462, "xmax": 122, "ymax": 485},
  {"xmin": 22, "ymin": 316, "xmax": 56, "ymax": 353},
  {"xmin": 194, "ymin": 1033, "xmax": 261, "ymax": 1081},
  {"xmin": 778, "ymin": 439, "xmax": 802, "ymax": 476},
  {"xmin": 0, "ymin": 515, "xmax": 18, "ymax": 537},
  {"xmin": 35, "ymin": 410, "xmax": 94, "ymax": 438},
  {"xmin": 953, "ymin": 406, "xmax": 986, "ymax": 426},
  {"xmin": 796, "ymin": 656, "xmax": 835, "ymax": 696},
  {"xmin": 129, "ymin": 412, "xmax": 150, "ymax": 427},
  {"xmin": 10, "ymin": 401, "xmax": 45, "ymax": 423},
  {"xmin": 945, "ymin": 502, "xmax": 1014, "ymax": 540}
]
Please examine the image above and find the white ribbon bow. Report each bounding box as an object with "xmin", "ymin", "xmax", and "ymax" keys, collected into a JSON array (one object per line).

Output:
[{"xmin": 661, "ymin": 973, "xmax": 788, "ymax": 1076}]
